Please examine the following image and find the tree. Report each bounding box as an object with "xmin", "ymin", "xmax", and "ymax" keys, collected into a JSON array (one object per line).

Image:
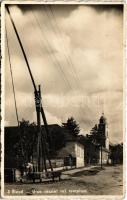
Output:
[
  {"xmin": 7, "ymin": 119, "xmax": 38, "ymax": 167},
  {"xmin": 62, "ymin": 117, "xmax": 80, "ymax": 137},
  {"xmin": 49, "ymin": 127, "xmax": 66, "ymax": 156},
  {"xmin": 90, "ymin": 124, "xmax": 99, "ymax": 145},
  {"xmin": 5, "ymin": 119, "xmax": 38, "ymax": 168},
  {"xmin": 19, "ymin": 119, "xmax": 37, "ymax": 163},
  {"xmin": 110, "ymin": 143, "xmax": 123, "ymax": 165}
]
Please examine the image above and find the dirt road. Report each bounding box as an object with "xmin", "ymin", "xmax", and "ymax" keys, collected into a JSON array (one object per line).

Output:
[{"xmin": 4, "ymin": 165, "xmax": 123, "ymax": 196}]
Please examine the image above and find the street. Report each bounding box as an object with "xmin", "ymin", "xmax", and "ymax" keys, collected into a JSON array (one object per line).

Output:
[{"xmin": 4, "ymin": 165, "xmax": 123, "ymax": 196}]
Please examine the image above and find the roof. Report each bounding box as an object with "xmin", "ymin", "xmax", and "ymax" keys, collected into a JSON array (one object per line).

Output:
[
  {"xmin": 5, "ymin": 124, "xmax": 62, "ymax": 134},
  {"xmin": 5, "ymin": 124, "xmax": 83, "ymax": 144},
  {"xmin": 62, "ymin": 128, "xmax": 76, "ymax": 142}
]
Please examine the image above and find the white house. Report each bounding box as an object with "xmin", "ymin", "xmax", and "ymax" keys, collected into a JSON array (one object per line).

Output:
[{"xmin": 57, "ymin": 140, "xmax": 84, "ymax": 168}]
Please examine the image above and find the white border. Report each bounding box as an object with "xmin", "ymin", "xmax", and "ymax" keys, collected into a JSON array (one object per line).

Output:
[
  {"xmin": 1, "ymin": 0, "xmax": 126, "ymax": 199},
  {"xmin": 0, "ymin": 0, "xmax": 125, "ymax": 5},
  {"xmin": 1, "ymin": 0, "xmax": 5, "ymax": 198},
  {"xmin": 123, "ymin": 2, "xmax": 126, "ymax": 200}
]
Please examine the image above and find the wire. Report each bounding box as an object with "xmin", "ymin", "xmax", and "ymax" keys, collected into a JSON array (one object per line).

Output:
[
  {"xmin": 6, "ymin": 25, "xmax": 26, "ymax": 160},
  {"xmin": 46, "ymin": 5, "xmax": 82, "ymax": 91},
  {"xmin": 33, "ymin": 7, "xmax": 73, "ymax": 90},
  {"xmin": 6, "ymin": 26, "xmax": 20, "ymax": 126},
  {"xmin": 46, "ymin": 5, "xmax": 90, "ymax": 119}
]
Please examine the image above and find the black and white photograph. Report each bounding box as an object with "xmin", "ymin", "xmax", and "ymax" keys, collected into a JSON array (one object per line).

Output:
[{"xmin": 1, "ymin": 1, "xmax": 124, "ymax": 197}]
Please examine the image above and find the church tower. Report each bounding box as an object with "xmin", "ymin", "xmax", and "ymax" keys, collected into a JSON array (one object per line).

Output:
[{"xmin": 98, "ymin": 113, "xmax": 109, "ymax": 150}]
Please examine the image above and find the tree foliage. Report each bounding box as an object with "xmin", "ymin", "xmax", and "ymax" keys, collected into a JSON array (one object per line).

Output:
[
  {"xmin": 49, "ymin": 126, "xmax": 66, "ymax": 156},
  {"xmin": 19, "ymin": 119, "xmax": 37, "ymax": 163},
  {"xmin": 5, "ymin": 119, "xmax": 38, "ymax": 168},
  {"xmin": 110, "ymin": 143, "xmax": 123, "ymax": 164},
  {"xmin": 62, "ymin": 117, "xmax": 80, "ymax": 136}
]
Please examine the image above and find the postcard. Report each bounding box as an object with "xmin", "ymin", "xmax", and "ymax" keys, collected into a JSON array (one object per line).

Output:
[{"xmin": 1, "ymin": 0, "xmax": 125, "ymax": 199}]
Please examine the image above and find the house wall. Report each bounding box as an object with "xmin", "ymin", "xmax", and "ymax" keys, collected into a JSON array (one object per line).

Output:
[
  {"xmin": 57, "ymin": 142, "xmax": 76, "ymax": 158},
  {"xmin": 99, "ymin": 150, "xmax": 109, "ymax": 164},
  {"xmin": 106, "ymin": 137, "xmax": 109, "ymax": 150},
  {"xmin": 75, "ymin": 142, "xmax": 84, "ymax": 167},
  {"xmin": 56, "ymin": 141, "xmax": 84, "ymax": 168},
  {"xmin": 66, "ymin": 142, "xmax": 76, "ymax": 157}
]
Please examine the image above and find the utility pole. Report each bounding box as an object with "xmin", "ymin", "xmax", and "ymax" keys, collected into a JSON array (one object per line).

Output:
[
  {"xmin": 35, "ymin": 85, "xmax": 41, "ymax": 171},
  {"xmin": 100, "ymin": 145, "xmax": 102, "ymax": 169},
  {"xmin": 35, "ymin": 85, "xmax": 48, "ymax": 172},
  {"xmin": 98, "ymin": 131, "xmax": 103, "ymax": 169}
]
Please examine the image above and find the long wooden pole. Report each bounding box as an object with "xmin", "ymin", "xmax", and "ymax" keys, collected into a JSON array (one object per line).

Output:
[
  {"xmin": 6, "ymin": 6, "xmax": 37, "ymax": 92},
  {"xmin": 6, "ymin": 5, "xmax": 53, "ymax": 172}
]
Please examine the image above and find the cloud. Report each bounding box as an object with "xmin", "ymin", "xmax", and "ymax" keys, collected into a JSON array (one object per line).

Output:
[{"xmin": 5, "ymin": 5, "xmax": 123, "ymax": 143}]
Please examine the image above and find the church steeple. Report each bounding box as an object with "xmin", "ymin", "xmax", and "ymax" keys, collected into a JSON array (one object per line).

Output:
[
  {"xmin": 98, "ymin": 113, "xmax": 109, "ymax": 149},
  {"xmin": 99, "ymin": 113, "xmax": 106, "ymax": 124}
]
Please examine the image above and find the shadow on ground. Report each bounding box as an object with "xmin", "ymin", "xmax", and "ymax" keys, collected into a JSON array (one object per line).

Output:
[{"xmin": 71, "ymin": 167, "xmax": 105, "ymax": 176}]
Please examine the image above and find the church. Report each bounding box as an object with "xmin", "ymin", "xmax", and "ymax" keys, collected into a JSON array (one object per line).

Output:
[{"xmin": 84, "ymin": 113, "xmax": 110, "ymax": 165}]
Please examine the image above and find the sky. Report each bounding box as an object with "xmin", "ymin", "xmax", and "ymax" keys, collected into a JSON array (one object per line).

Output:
[{"xmin": 5, "ymin": 4, "xmax": 123, "ymax": 144}]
